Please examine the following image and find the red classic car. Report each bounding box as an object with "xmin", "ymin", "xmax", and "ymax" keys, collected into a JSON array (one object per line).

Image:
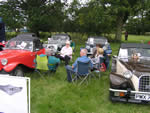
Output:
[{"xmin": 0, "ymin": 33, "xmax": 45, "ymax": 76}]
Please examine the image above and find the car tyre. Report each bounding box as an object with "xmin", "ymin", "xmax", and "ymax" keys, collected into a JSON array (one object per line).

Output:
[{"xmin": 10, "ymin": 66, "xmax": 24, "ymax": 77}]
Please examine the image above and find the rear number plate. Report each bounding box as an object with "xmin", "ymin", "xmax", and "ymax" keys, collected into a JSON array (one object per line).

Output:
[{"xmin": 135, "ymin": 94, "xmax": 150, "ymax": 101}]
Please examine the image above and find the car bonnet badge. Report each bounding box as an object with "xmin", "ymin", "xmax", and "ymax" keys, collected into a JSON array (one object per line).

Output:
[{"xmin": 0, "ymin": 84, "xmax": 23, "ymax": 95}]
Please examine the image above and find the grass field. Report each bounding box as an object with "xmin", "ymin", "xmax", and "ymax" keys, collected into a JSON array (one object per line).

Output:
[{"xmin": 27, "ymin": 35, "xmax": 150, "ymax": 113}]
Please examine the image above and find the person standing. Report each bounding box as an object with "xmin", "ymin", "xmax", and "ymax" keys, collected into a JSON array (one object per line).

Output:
[
  {"xmin": 125, "ymin": 31, "xmax": 128, "ymax": 41},
  {"xmin": 103, "ymin": 42, "xmax": 112, "ymax": 70},
  {"xmin": 0, "ymin": 17, "xmax": 6, "ymax": 42}
]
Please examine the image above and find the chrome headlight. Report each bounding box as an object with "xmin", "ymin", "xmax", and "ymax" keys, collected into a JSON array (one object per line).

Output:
[
  {"xmin": 1, "ymin": 59, "xmax": 8, "ymax": 65},
  {"xmin": 123, "ymin": 71, "xmax": 133, "ymax": 79}
]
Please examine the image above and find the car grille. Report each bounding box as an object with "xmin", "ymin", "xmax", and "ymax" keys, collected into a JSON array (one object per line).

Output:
[{"xmin": 139, "ymin": 75, "xmax": 150, "ymax": 92}]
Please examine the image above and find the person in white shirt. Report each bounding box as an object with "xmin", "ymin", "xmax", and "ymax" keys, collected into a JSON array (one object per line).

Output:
[{"xmin": 56, "ymin": 40, "xmax": 72, "ymax": 65}]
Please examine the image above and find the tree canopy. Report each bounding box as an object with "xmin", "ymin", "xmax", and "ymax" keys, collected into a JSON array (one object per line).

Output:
[{"xmin": 0, "ymin": 0, "xmax": 150, "ymax": 41}]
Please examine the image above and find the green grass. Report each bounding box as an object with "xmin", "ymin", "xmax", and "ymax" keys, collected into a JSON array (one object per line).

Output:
[{"xmin": 27, "ymin": 35, "xmax": 150, "ymax": 113}]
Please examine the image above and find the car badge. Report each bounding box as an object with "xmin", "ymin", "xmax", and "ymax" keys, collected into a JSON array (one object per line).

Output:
[{"xmin": 0, "ymin": 84, "xmax": 23, "ymax": 95}]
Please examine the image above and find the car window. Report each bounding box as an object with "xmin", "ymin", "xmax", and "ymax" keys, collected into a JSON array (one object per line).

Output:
[
  {"xmin": 118, "ymin": 48, "xmax": 128, "ymax": 58},
  {"xmin": 52, "ymin": 36, "xmax": 59, "ymax": 40},
  {"xmin": 88, "ymin": 38, "xmax": 94, "ymax": 44},
  {"xmin": 119, "ymin": 48, "xmax": 150, "ymax": 58},
  {"xmin": 5, "ymin": 41, "xmax": 33, "ymax": 51},
  {"xmin": 61, "ymin": 36, "xmax": 68, "ymax": 40},
  {"xmin": 33, "ymin": 40, "xmax": 43, "ymax": 51},
  {"xmin": 87, "ymin": 38, "xmax": 107, "ymax": 45},
  {"xmin": 52, "ymin": 35, "xmax": 68, "ymax": 41}
]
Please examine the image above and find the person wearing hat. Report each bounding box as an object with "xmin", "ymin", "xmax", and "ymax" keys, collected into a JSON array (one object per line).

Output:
[{"xmin": 56, "ymin": 40, "xmax": 72, "ymax": 65}]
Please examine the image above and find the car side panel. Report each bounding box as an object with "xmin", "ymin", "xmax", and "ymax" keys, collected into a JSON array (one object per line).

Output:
[
  {"xmin": 18, "ymin": 48, "xmax": 46, "ymax": 68},
  {"xmin": 2, "ymin": 48, "xmax": 45, "ymax": 72},
  {"xmin": 3, "ymin": 63, "xmax": 18, "ymax": 72}
]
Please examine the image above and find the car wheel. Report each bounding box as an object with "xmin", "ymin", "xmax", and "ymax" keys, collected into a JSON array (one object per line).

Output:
[{"xmin": 10, "ymin": 66, "xmax": 24, "ymax": 77}]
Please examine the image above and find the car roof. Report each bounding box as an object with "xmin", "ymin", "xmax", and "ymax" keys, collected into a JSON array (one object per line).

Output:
[
  {"xmin": 121, "ymin": 43, "xmax": 150, "ymax": 49},
  {"xmin": 9, "ymin": 33, "xmax": 40, "ymax": 41},
  {"xmin": 88, "ymin": 36, "xmax": 107, "ymax": 40}
]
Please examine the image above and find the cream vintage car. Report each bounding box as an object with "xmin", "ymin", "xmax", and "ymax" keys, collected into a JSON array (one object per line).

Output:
[
  {"xmin": 43, "ymin": 34, "xmax": 72, "ymax": 54},
  {"xmin": 85, "ymin": 36, "xmax": 110, "ymax": 55},
  {"xmin": 110, "ymin": 43, "xmax": 150, "ymax": 104}
]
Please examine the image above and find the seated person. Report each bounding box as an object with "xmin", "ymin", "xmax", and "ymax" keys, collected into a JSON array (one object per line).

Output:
[
  {"xmin": 34, "ymin": 50, "xmax": 60, "ymax": 72},
  {"xmin": 46, "ymin": 49, "xmax": 60, "ymax": 72},
  {"xmin": 131, "ymin": 53, "xmax": 139, "ymax": 59},
  {"xmin": 131, "ymin": 52, "xmax": 140, "ymax": 62},
  {"xmin": 56, "ymin": 40, "xmax": 72, "ymax": 65},
  {"xmin": 91, "ymin": 48, "xmax": 104, "ymax": 69},
  {"xmin": 65, "ymin": 49, "xmax": 93, "ymax": 82},
  {"xmin": 92, "ymin": 44, "xmax": 102, "ymax": 57}
]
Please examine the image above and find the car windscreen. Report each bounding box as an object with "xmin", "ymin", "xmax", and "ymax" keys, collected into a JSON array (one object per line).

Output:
[
  {"xmin": 119, "ymin": 48, "xmax": 150, "ymax": 58},
  {"xmin": 4, "ymin": 41, "xmax": 33, "ymax": 51},
  {"xmin": 52, "ymin": 36, "xmax": 68, "ymax": 40},
  {"xmin": 87, "ymin": 38, "xmax": 107, "ymax": 45}
]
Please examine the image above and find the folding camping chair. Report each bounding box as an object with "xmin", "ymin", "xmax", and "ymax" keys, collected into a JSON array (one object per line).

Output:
[
  {"xmin": 35, "ymin": 55, "xmax": 50, "ymax": 78},
  {"xmin": 72, "ymin": 61, "xmax": 93, "ymax": 85},
  {"xmin": 94, "ymin": 57, "xmax": 106, "ymax": 78},
  {"xmin": 71, "ymin": 42, "xmax": 75, "ymax": 52}
]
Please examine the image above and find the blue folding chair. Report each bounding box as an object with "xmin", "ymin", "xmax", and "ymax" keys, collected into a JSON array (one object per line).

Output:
[{"xmin": 72, "ymin": 61, "xmax": 92, "ymax": 85}]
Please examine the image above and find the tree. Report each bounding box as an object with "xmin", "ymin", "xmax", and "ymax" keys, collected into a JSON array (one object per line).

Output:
[
  {"xmin": 0, "ymin": 0, "xmax": 25, "ymax": 31},
  {"xmin": 124, "ymin": 0, "xmax": 150, "ymax": 35},
  {"xmin": 20, "ymin": 0, "xmax": 66, "ymax": 36},
  {"xmin": 0, "ymin": 0, "xmax": 66, "ymax": 36},
  {"xmin": 63, "ymin": 0, "xmax": 81, "ymax": 32},
  {"xmin": 100, "ymin": 0, "xmax": 144, "ymax": 42},
  {"xmin": 76, "ymin": 1, "xmax": 114, "ymax": 35}
]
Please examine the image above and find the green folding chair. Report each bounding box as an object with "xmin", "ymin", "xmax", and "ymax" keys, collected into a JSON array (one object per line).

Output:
[{"xmin": 35, "ymin": 55, "xmax": 50, "ymax": 78}]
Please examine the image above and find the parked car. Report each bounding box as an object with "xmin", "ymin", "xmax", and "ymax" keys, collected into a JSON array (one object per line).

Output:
[
  {"xmin": 85, "ymin": 36, "xmax": 109, "ymax": 55},
  {"xmin": 43, "ymin": 34, "xmax": 72, "ymax": 54},
  {"xmin": 0, "ymin": 33, "xmax": 45, "ymax": 76},
  {"xmin": 110, "ymin": 43, "xmax": 150, "ymax": 104}
]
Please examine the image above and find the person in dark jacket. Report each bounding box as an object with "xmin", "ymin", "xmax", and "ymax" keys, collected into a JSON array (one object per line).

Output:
[
  {"xmin": 0, "ymin": 17, "xmax": 6, "ymax": 42},
  {"xmin": 125, "ymin": 31, "xmax": 128, "ymax": 41},
  {"xmin": 103, "ymin": 43, "xmax": 112, "ymax": 69}
]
